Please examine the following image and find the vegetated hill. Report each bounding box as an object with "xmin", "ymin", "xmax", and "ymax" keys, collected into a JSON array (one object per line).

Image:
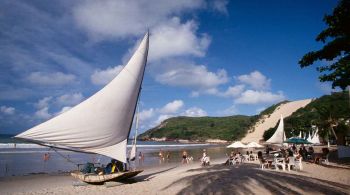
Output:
[
  {"xmin": 263, "ymin": 91, "xmax": 350, "ymax": 141},
  {"xmin": 138, "ymin": 115, "xmax": 259, "ymax": 142}
]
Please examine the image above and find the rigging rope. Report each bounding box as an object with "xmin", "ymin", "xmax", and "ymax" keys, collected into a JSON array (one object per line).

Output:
[{"xmin": 49, "ymin": 147, "xmax": 81, "ymax": 168}]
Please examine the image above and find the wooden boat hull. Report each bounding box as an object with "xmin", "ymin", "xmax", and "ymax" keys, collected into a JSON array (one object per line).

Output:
[{"xmin": 71, "ymin": 170, "xmax": 143, "ymax": 184}]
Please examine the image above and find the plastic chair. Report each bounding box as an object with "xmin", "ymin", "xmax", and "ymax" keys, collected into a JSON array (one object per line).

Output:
[
  {"xmin": 320, "ymin": 154, "xmax": 329, "ymax": 165},
  {"xmin": 273, "ymin": 158, "xmax": 286, "ymax": 171}
]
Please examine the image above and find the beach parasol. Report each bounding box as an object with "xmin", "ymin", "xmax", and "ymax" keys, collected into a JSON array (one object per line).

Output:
[
  {"xmin": 284, "ymin": 137, "xmax": 312, "ymax": 145},
  {"xmin": 227, "ymin": 141, "xmax": 247, "ymax": 148},
  {"xmin": 246, "ymin": 142, "xmax": 264, "ymax": 148}
]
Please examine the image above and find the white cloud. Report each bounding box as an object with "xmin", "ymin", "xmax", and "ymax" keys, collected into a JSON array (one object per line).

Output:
[
  {"xmin": 159, "ymin": 100, "xmax": 184, "ymax": 114},
  {"xmin": 211, "ymin": 0, "xmax": 229, "ymax": 15},
  {"xmin": 153, "ymin": 114, "xmax": 174, "ymax": 126},
  {"xmin": 236, "ymin": 71, "xmax": 271, "ymax": 90},
  {"xmin": 56, "ymin": 93, "xmax": 84, "ymax": 106},
  {"xmin": 91, "ymin": 66, "xmax": 124, "ymax": 85},
  {"xmin": 155, "ymin": 63, "xmax": 229, "ymax": 90},
  {"xmin": 27, "ymin": 72, "xmax": 76, "ymax": 86},
  {"xmin": 221, "ymin": 84, "xmax": 245, "ymax": 97},
  {"xmin": 149, "ymin": 18, "xmax": 210, "ymax": 61},
  {"xmin": 35, "ymin": 107, "xmax": 51, "ymax": 120},
  {"xmin": 56, "ymin": 106, "xmax": 72, "ymax": 115},
  {"xmin": 72, "ymin": 0, "xmax": 205, "ymax": 41},
  {"xmin": 234, "ymin": 90, "xmax": 285, "ymax": 104},
  {"xmin": 35, "ymin": 97, "xmax": 52, "ymax": 109},
  {"xmin": 139, "ymin": 108, "xmax": 155, "ymax": 122},
  {"xmin": 182, "ymin": 107, "xmax": 207, "ymax": 117},
  {"xmin": 0, "ymin": 106, "xmax": 15, "ymax": 115}
]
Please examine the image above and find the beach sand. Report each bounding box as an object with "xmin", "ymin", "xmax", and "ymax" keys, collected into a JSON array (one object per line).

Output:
[{"xmin": 1, "ymin": 158, "xmax": 349, "ymax": 195}]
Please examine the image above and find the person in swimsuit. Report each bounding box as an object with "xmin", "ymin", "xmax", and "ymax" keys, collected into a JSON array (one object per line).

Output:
[{"xmin": 182, "ymin": 150, "xmax": 188, "ymax": 164}]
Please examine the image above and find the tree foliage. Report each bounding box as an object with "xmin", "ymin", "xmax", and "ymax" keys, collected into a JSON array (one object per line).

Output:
[
  {"xmin": 139, "ymin": 115, "xmax": 258, "ymax": 141},
  {"xmin": 284, "ymin": 91, "xmax": 350, "ymax": 140},
  {"xmin": 299, "ymin": 0, "xmax": 350, "ymax": 90}
]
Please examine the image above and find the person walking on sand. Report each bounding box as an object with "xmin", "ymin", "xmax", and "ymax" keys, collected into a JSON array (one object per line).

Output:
[{"xmin": 182, "ymin": 150, "xmax": 188, "ymax": 164}]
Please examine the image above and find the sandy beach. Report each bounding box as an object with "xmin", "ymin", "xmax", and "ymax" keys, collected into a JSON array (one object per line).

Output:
[{"xmin": 1, "ymin": 157, "xmax": 350, "ymax": 195}]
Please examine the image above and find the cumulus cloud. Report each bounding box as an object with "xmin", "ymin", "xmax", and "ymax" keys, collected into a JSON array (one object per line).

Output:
[
  {"xmin": 35, "ymin": 107, "xmax": 52, "ymax": 120},
  {"xmin": 27, "ymin": 72, "xmax": 76, "ymax": 86},
  {"xmin": 35, "ymin": 97, "xmax": 52, "ymax": 109},
  {"xmin": 234, "ymin": 90, "xmax": 285, "ymax": 104},
  {"xmin": 182, "ymin": 107, "xmax": 207, "ymax": 117},
  {"xmin": 91, "ymin": 66, "xmax": 124, "ymax": 85},
  {"xmin": 72, "ymin": 0, "xmax": 205, "ymax": 41},
  {"xmin": 155, "ymin": 63, "xmax": 229, "ymax": 90},
  {"xmin": 149, "ymin": 18, "xmax": 210, "ymax": 61},
  {"xmin": 153, "ymin": 114, "xmax": 174, "ymax": 126},
  {"xmin": 56, "ymin": 106, "xmax": 72, "ymax": 115},
  {"xmin": 236, "ymin": 70, "xmax": 271, "ymax": 90},
  {"xmin": 139, "ymin": 108, "xmax": 155, "ymax": 122},
  {"xmin": 137, "ymin": 100, "xmax": 207, "ymax": 129},
  {"xmin": 56, "ymin": 93, "xmax": 84, "ymax": 106},
  {"xmin": 0, "ymin": 106, "xmax": 15, "ymax": 115},
  {"xmin": 159, "ymin": 100, "xmax": 184, "ymax": 114},
  {"xmin": 220, "ymin": 84, "xmax": 245, "ymax": 98}
]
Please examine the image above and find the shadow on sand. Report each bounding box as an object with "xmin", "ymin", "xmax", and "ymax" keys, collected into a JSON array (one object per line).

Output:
[
  {"xmin": 130, "ymin": 165, "xmax": 178, "ymax": 183},
  {"xmin": 163, "ymin": 163, "xmax": 350, "ymax": 195}
]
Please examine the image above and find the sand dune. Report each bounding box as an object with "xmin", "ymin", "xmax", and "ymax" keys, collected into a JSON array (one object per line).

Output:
[{"xmin": 241, "ymin": 99, "xmax": 313, "ymax": 143}]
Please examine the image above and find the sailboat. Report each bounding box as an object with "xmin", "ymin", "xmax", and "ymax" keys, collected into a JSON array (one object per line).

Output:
[
  {"xmin": 266, "ymin": 115, "xmax": 286, "ymax": 145},
  {"xmin": 14, "ymin": 32, "xmax": 149, "ymax": 183}
]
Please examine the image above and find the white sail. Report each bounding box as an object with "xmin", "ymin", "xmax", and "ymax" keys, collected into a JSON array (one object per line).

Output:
[
  {"xmin": 307, "ymin": 132, "xmax": 312, "ymax": 143},
  {"xmin": 311, "ymin": 127, "xmax": 321, "ymax": 145},
  {"xmin": 266, "ymin": 115, "xmax": 285, "ymax": 144},
  {"xmin": 15, "ymin": 33, "xmax": 149, "ymax": 163},
  {"xmin": 298, "ymin": 131, "xmax": 302, "ymax": 138}
]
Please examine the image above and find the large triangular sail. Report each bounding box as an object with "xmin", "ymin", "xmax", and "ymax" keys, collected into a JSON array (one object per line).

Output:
[
  {"xmin": 266, "ymin": 115, "xmax": 285, "ymax": 144},
  {"xmin": 15, "ymin": 33, "xmax": 149, "ymax": 163}
]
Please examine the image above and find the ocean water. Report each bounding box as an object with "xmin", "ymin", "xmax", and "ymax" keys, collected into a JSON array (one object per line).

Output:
[{"xmin": 0, "ymin": 135, "xmax": 228, "ymax": 177}]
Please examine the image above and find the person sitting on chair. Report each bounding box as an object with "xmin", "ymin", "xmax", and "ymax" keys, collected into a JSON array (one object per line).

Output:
[{"xmin": 201, "ymin": 149, "xmax": 210, "ymax": 166}]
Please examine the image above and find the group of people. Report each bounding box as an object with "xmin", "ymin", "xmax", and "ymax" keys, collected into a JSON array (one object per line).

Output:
[
  {"xmin": 158, "ymin": 149, "xmax": 171, "ymax": 164},
  {"xmin": 224, "ymin": 151, "xmax": 257, "ymax": 165},
  {"xmin": 157, "ymin": 149, "xmax": 209, "ymax": 166}
]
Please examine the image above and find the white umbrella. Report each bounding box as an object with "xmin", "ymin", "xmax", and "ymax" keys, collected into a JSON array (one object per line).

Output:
[
  {"xmin": 227, "ymin": 141, "xmax": 247, "ymax": 148},
  {"xmin": 246, "ymin": 142, "xmax": 264, "ymax": 148}
]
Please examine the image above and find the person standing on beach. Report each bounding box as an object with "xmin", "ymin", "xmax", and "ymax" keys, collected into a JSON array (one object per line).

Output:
[
  {"xmin": 182, "ymin": 150, "xmax": 188, "ymax": 164},
  {"xmin": 159, "ymin": 149, "xmax": 164, "ymax": 164},
  {"xmin": 138, "ymin": 151, "xmax": 143, "ymax": 166},
  {"xmin": 166, "ymin": 151, "xmax": 170, "ymax": 162}
]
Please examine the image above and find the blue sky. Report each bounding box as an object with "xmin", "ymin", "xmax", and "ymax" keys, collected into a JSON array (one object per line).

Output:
[{"xmin": 0, "ymin": 0, "xmax": 339, "ymax": 135}]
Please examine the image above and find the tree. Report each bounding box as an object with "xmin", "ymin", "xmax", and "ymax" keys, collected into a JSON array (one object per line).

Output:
[{"xmin": 299, "ymin": 0, "xmax": 350, "ymax": 90}]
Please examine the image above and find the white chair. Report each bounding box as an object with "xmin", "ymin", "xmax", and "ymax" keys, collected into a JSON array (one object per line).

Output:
[
  {"xmin": 288, "ymin": 156, "xmax": 303, "ymax": 171},
  {"xmin": 243, "ymin": 155, "xmax": 249, "ymax": 162},
  {"xmin": 259, "ymin": 158, "xmax": 269, "ymax": 170},
  {"xmin": 273, "ymin": 158, "xmax": 286, "ymax": 171},
  {"xmin": 320, "ymin": 154, "xmax": 329, "ymax": 165},
  {"xmin": 295, "ymin": 157, "xmax": 303, "ymax": 170}
]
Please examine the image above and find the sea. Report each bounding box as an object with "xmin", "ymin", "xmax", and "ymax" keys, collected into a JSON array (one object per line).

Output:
[{"xmin": 0, "ymin": 134, "xmax": 229, "ymax": 177}]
